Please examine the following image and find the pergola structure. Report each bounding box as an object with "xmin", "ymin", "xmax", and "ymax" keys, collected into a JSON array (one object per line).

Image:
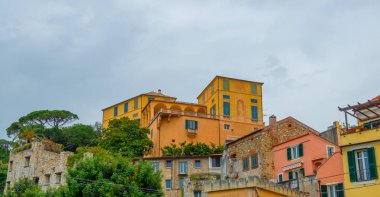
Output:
[{"xmin": 338, "ymin": 99, "xmax": 380, "ymax": 130}]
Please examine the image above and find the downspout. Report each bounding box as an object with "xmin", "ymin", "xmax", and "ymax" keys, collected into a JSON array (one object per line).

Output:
[{"xmin": 218, "ymin": 77, "xmax": 221, "ymax": 145}]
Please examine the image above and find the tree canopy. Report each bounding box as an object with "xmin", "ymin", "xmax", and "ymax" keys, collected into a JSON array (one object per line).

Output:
[
  {"xmin": 161, "ymin": 141, "xmax": 224, "ymax": 156},
  {"xmin": 100, "ymin": 117, "xmax": 153, "ymax": 158},
  {"xmin": 6, "ymin": 110, "xmax": 79, "ymax": 141}
]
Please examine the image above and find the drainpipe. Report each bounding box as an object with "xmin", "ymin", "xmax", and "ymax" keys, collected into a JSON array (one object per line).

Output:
[{"xmin": 218, "ymin": 77, "xmax": 221, "ymax": 145}]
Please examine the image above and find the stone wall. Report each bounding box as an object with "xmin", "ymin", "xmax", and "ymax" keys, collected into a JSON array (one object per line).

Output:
[
  {"xmin": 6, "ymin": 140, "xmax": 73, "ymax": 191},
  {"xmin": 143, "ymin": 155, "xmax": 221, "ymax": 197},
  {"xmin": 224, "ymin": 117, "xmax": 317, "ymax": 180},
  {"xmin": 184, "ymin": 176, "xmax": 310, "ymax": 197}
]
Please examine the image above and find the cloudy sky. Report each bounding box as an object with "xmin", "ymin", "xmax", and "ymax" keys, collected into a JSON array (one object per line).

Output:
[{"xmin": 1, "ymin": 0, "xmax": 379, "ymax": 139}]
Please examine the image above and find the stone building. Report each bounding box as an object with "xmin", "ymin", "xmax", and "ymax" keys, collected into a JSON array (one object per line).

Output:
[
  {"xmin": 6, "ymin": 140, "xmax": 73, "ymax": 191},
  {"xmin": 222, "ymin": 116, "xmax": 320, "ymax": 181},
  {"xmin": 140, "ymin": 154, "xmax": 222, "ymax": 197}
]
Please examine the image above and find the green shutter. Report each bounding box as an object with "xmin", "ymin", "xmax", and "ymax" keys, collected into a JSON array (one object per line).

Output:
[
  {"xmin": 251, "ymin": 84, "xmax": 257, "ymax": 94},
  {"xmin": 368, "ymin": 147, "xmax": 378, "ymax": 179},
  {"xmin": 223, "ymin": 80, "xmax": 230, "ymax": 90},
  {"xmin": 288, "ymin": 171, "xmax": 293, "ymax": 180},
  {"xmin": 337, "ymin": 183, "xmax": 344, "ymax": 197},
  {"xmin": 287, "ymin": 148, "xmax": 292, "ymax": 160},
  {"xmin": 347, "ymin": 150, "xmax": 357, "ymax": 182},
  {"xmin": 320, "ymin": 185, "xmax": 328, "ymax": 197},
  {"xmin": 195, "ymin": 121, "xmax": 198, "ymax": 130},
  {"xmin": 278, "ymin": 174, "xmax": 283, "ymax": 182},
  {"xmin": 185, "ymin": 120, "xmax": 189, "ymax": 129},
  {"xmin": 300, "ymin": 168, "xmax": 305, "ymax": 176},
  {"xmin": 298, "ymin": 144, "xmax": 303, "ymax": 157}
]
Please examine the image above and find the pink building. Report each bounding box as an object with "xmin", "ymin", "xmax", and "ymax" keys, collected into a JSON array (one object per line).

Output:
[{"xmin": 273, "ymin": 132, "xmax": 344, "ymax": 197}]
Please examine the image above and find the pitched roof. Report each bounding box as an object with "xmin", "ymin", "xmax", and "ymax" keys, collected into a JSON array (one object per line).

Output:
[
  {"xmin": 227, "ymin": 116, "xmax": 320, "ymax": 146},
  {"xmin": 102, "ymin": 91, "xmax": 176, "ymax": 110},
  {"xmin": 371, "ymin": 95, "xmax": 380, "ymax": 102}
]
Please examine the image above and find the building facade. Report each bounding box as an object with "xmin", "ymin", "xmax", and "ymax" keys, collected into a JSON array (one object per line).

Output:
[
  {"xmin": 6, "ymin": 140, "xmax": 72, "ymax": 192},
  {"xmin": 140, "ymin": 154, "xmax": 222, "ymax": 197},
  {"xmin": 222, "ymin": 116, "xmax": 319, "ymax": 181},
  {"xmin": 273, "ymin": 132, "xmax": 344, "ymax": 197},
  {"xmin": 103, "ymin": 76, "xmax": 265, "ymax": 157},
  {"xmin": 102, "ymin": 90, "xmax": 177, "ymax": 128},
  {"xmin": 338, "ymin": 96, "xmax": 380, "ymax": 197}
]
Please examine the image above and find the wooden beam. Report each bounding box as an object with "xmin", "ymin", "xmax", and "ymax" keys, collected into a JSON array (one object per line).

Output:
[
  {"xmin": 340, "ymin": 109, "xmax": 363, "ymax": 121},
  {"xmin": 349, "ymin": 104, "xmax": 371, "ymax": 119},
  {"xmin": 368, "ymin": 100, "xmax": 380, "ymax": 111},
  {"xmin": 358, "ymin": 102, "xmax": 380, "ymax": 117}
]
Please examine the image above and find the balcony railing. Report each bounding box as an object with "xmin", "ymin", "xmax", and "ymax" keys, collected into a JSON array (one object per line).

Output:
[{"xmin": 343, "ymin": 120, "xmax": 380, "ymax": 134}]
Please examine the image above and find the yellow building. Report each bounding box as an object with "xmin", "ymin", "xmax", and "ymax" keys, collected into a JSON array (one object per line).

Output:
[
  {"xmin": 338, "ymin": 95, "xmax": 380, "ymax": 197},
  {"xmin": 102, "ymin": 90, "xmax": 176, "ymax": 128},
  {"xmin": 102, "ymin": 76, "xmax": 265, "ymax": 157}
]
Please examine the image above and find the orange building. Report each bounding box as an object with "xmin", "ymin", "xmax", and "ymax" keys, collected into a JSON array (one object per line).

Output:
[
  {"xmin": 273, "ymin": 131, "xmax": 344, "ymax": 197},
  {"xmin": 102, "ymin": 76, "xmax": 265, "ymax": 157}
]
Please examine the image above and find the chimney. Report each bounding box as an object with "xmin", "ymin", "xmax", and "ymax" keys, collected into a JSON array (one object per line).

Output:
[
  {"xmin": 269, "ymin": 115, "xmax": 277, "ymax": 126},
  {"xmin": 158, "ymin": 89, "xmax": 162, "ymax": 94}
]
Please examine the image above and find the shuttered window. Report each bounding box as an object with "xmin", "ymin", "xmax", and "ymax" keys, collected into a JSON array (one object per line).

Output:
[
  {"xmin": 287, "ymin": 144, "xmax": 303, "ymax": 160},
  {"xmin": 251, "ymin": 106, "xmax": 258, "ymax": 120},
  {"xmin": 243, "ymin": 158, "xmax": 249, "ymax": 171},
  {"xmin": 223, "ymin": 102, "xmax": 230, "ymax": 116},
  {"xmin": 223, "ymin": 80, "xmax": 230, "ymax": 90},
  {"xmin": 124, "ymin": 103, "xmax": 128, "ymax": 113},
  {"xmin": 251, "ymin": 154, "xmax": 258, "ymax": 168},
  {"xmin": 113, "ymin": 107, "xmax": 118, "ymax": 117},
  {"xmin": 348, "ymin": 147, "xmax": 378, "ymax": 182},
  {"xmin": 134, "ymin": 98, "xmax": 138, "ymax": 109},
  {"xmin": 250, "ymin": 84, "xmax": 257, "ymax": 94},
  {"xmin": 278, "ymin": 174, "xmax": 283, "ymax": 182},
  {"xmin": 185, "ymin": 120, "xmax": 198, "ymax": 130}
]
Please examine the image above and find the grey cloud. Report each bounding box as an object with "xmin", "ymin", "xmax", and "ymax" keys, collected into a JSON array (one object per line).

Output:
[{"xmin": 1, "ymin": 0, "xmax": 379, "ymax": 139}]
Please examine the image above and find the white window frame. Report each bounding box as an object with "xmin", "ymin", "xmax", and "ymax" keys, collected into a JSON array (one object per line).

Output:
[
  {"xmin": 290, "ymin": 145, "xmax": 299, "ymax": 160},
  {"xmin": 152, "ymin": 161, "xmax": 159, "ymax": 172},
  {"xmin": 224, "ymin": 124, "xmax": 230, "ymax": 130},
  {"xmin": 356, "ymin": 149, "xmax": 370, "ymax": 181},
  {"xmin": 209, "ymin": 156, "xmax": 221, "ymax": 168},
  {"xmin": 326, "ymin": 146, "xmax": 335, "ymax": 158},
  {"xmin": 179, "ymin": 161, "xmax": 188, "ymax": 174}
]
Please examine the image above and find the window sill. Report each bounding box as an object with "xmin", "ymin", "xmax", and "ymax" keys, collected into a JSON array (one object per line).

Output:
[{"xmin": 352, "ymin": 180, "xmax": 375, "ymax": 185}]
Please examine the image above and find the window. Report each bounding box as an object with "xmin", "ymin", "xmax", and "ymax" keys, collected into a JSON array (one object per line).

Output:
[
  {"xmin": 152, "ymin": 161, "xmax": 159, "ymax": 172},
  {"xmin": 212, "ymin": 98, "xmax": 214, "ymax": 103},
  {"xmin": 211, "ymin": 84, "xmax": 215, "ymax": 93},
  {"xmin": 223, "ymin": 102, "xmax": 230, "ymax": 116},
  {"xmin": 195, "ymin": 160, "xmax": 201, "ymax": 168},
  {"xmin": 243, "ymin": 158, "xmax": 249, "ymax": 171},
  {"xmin": 134, "ymin": 98, "xmax": 138, "ymax": 109},
  {"xmin": 166, "ymin": 160, "xmax": 172, "ymax": 168},
  {"xmin": 55, "ymin": 172, "xmax": 62, "ymax": 184},
  {"xmin": 9, "ymin": 161, "xmax": 13, "ymax": 172},
  {"xmin": 287, "ymin": 144, "xmax": 303, "ymax": 160},
  {"xmin": 33, "ymin": 177, "xmax": 39, "ymax": 184},
  {"xmin": 348, "ymin": 147, "xmax": 377, "ymax": 182},
  {"xmin": 251, "ymin": 106, "xmax": 258, "ymax": 120},
  {"xmin": 124, "ymin": 103, "xmax": 128, "ymax": 113},
  {"xmin": 148, "ymin": 97, "xmax": 155, "ymax": 102},
  {"xmin": 150, "ymin": 129, "xmax": 153, "ymax": 138},
  {"xmin": 185, "ymin": 120, "xmax": 198, "ymax": 130},
  {"xmin": 278, "ymin": 174, "xmax": 283, "ymax": 182},
  {"xmin": 179, "ymin": 161, "xmax": 188, "ymax": 174},
  {"xmin": 251, "ymin": 99, "xmax": 257, "ymax": 103},
  {"xmin": 327, "ymin": 146, "xmax": 335, "ymax": 158},
  {"xmin": 136, "ymin": 119, "xmax": 140, "ymax": 124},
  {"xmin": 210, "ymin": 105, "xmax": 216, "ymax": 116},
  {"xmin": 250, "ymin": 84, "xmax": 257, "ymax": 94},
  {"xmin": 224, "ymin": 124, "xmax": 230, "ymax": 130},
  {"xmin": 223, "ymin": 95, "xmax": 230, "ymax": 99},
  {"xmin": 223, "ymin": 79, "xmax": 230, "ymax": 90},
  {"xmin": 24, "ymin": 156, "xmax": 30, "ymax": 167},
  {"xmin": 210, "ymin": 156, "xmax": 221, "ymax": 168},
  {"xmin": 44, "ymin": 174, "xmax": 51, "ymax": 186},
  {"xmin": 194, "ymin": 191, "xmax": 202, "ymax": 197},
  {"xmin": 251, "ymin": 154, "xmax": 258, "ymax": 168},
  {"xmin": 321, "ymin": 183, "xmax": 344, "ymax": 197},
  {"xmin": 113, "ymin": 107, "xmax": 118, "ymax": 117},
  {"xmin": 202, "ymin": 95, "xmax": 205, "ymax": 104},
  {"xmin": 179, "ymin": 178, "xmax": 184, "ymax": 189},
  {"xmin": 133, "ymin": 113, "xmax": 138, "ymax": 117},
  {"xmin": 165, "ymin": 179, "xmax": 171, "ymax": 189}
]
